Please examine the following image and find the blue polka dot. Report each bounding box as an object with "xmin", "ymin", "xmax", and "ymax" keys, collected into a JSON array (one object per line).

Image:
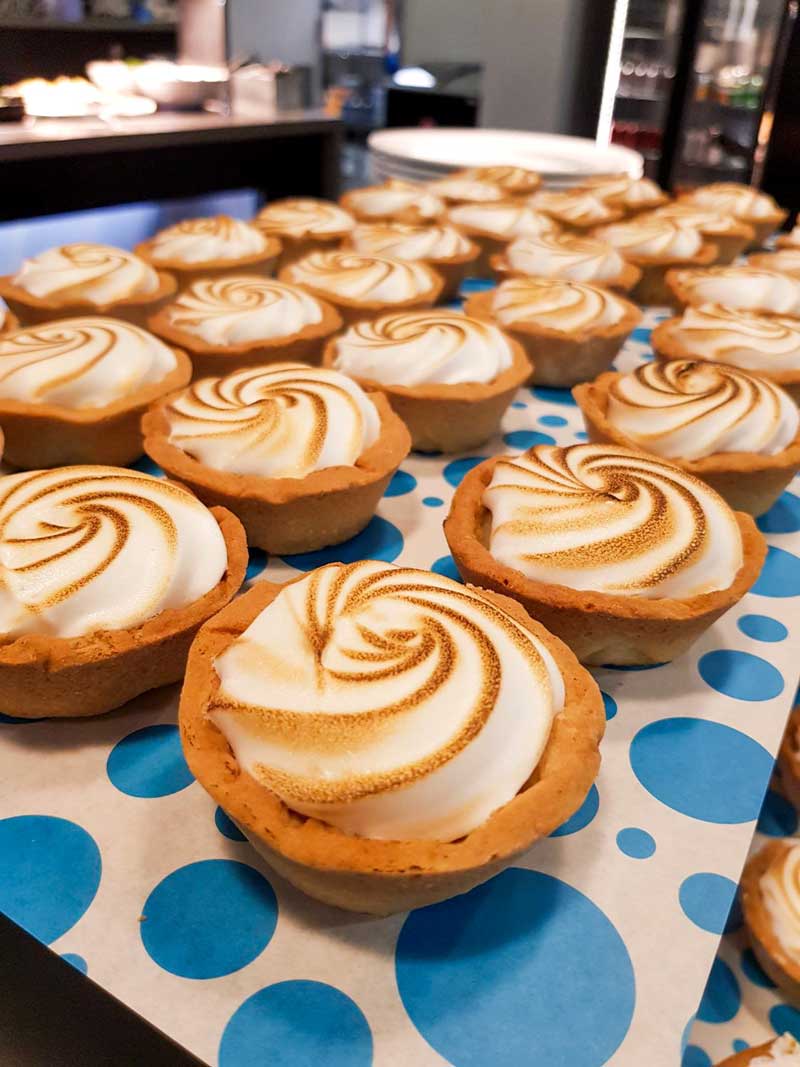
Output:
[
  {"xmin": 460, "ymin": 277, "xmax": 496, "ymax": 294},
  {"xmin": 741, "ymin": 947, "xmax": 776, "ymax": 988},
  {"xmin": 682, "ymin": 1046, "xmax": 712, "ymax": 1067},
  {"xmin": 246, "ymin": 548, "xmax": 268, "ymax": 582},
  {"xmin": 574, "ymin": 431, "xmax": 588, "ymax": 441},
  {"xmin": 753, "ymin": 546, "xmax": 800, "ymax": 598},
  {"xmin": 630, "ymin": 718, "xmax": 772, "ymax": 823},
  {"xmin": 550, "ymin": 785, "xmax": 599, "ymax": 837},
  {"xmin": 631, "ymin": 326, "xmax": 652, "ymax": 344},
  {"xmin": 385, "ymin": 469, "xmax": 417, "ymax": 497},
  {"xmin": 0, "ymin": 816, "xmax": 101, "ymax": 943},
  {"xmin": 682, "ymin": 1016, "xmax": 696, "ymax": 1054},
  {"xmin": 107, "ymin": 725, "xmax": 193, "ymax": 799},
  {"xmin": 726, "ymin": 889, "xmax": 744, "ymax": 934},
  {"xmin": 531, "ymin": 386, "xmax": 576, "ymax": 406},
  {"xmin": 698, "ymin": 650, "xmax": 784, "ymax": 702},
  {"xmin": 129, "ymin": 455, "xmax": 164, "ymax": 478},
  {"xmin": 219, "ymin": 981, "xmax": 373, "ymax": 1067},
  {"xmin": 602, "ymin": 691, "xmax": 617, "ymax": 720},
  {"xmin": 422, "ymin": 496, "xmax": 443, "ymax": 507},
  {"xmin": 770, "ymin": 1004, "xmax": 800, "ymax": 1040},
  {"xmin": 696, "ymin": 959, "xmax": 741, "ymax": 1023},
  {"xmin": 282, "ymin": 516, "xmax": 403, "ymax": 571},
  {"xmin": 502, "ymin": 430, "xmax": 556, "ymax": 450},
  {"xmin": 215, "ymin": 807, "xmax": 246, "ymax": 842},
  {"xmin": 511, "ymin": 401, "xmax": 527, "ymax": 409},
  {"xmin": 61, "ymin": 953, "xmax": 87, "ymax": 975},
  {"xmin": 539, "ymin": 414, "xmax": 568, "ymax": 427},
  {"xmin": 757, "ymin": 789, "xmax": 799, "ymax": 837},
  {"xmin": 733, "ymin": 1040, "xmax": 750, "ymax": 1053},
  {"xmin": 442, "ymin": 456, "xmax": 487, "ymax": 488},
  {"xmin": 396, "ymin": 868, "xmax": 635, "ymax": 1067},
  {"xmin": 141, "ymin": 860, "xmax": 277, "ymax": 979},
  {"xmin": 616, "ymin": 828, "xmax": 655, "ymax": 859},
  {"xmin": 738, "ymin": 614, "xmax": 788, "ymax": 642},
  {"xmin": 757, "ymin": 491, "xmax": 800, "ymax": 533},
  {"xmin": 680, "ymin": 872, "xmax": 738, "ymax": 934},
  {"xmin": 431, "ymin": 555, "xmax": 462, "ymax": 583}
]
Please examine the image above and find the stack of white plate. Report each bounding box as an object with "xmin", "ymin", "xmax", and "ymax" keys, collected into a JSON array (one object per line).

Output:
[{"xmin": 368, "ymin": 128, "xmax": 643, "ymax": 189}]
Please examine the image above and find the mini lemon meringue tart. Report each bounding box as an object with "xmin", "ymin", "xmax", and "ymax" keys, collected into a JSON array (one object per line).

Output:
[
  {"xmin": 715, "ymin": 1035, "xmax": 800, "ymax": 1067},
  {"xmin": 0, "ymin": 317, "xmax": 192, "ymax": 468},
  {"xmin": 749, "ymin": 249, "xmax": 800, "ymax": 280},
  {"xmin": 665, "ymin": 266, "xmax": 800, "ymax": 317},
  {"xmin": 324, "ymin": 309, "xmax": 530, "ymax": 452},
  {"xmin": 340, "ymin": 179, "xmax": 446, "ymax": 224},
  {"xmin": 344, "ymin": 221, "xmax": 480, "ymax": 299},
  {"xmin": 491, "ymin": 231, "xmax": 642, "ymax": 293},
  {"xmin": 445, "ymin": 442, "xmax": 765, "ymax": 665},
  {"xmin": 464, "ymin": 277, "xmax": 640, "ymax": 387},
  {"xmin": 142, "ymin": 362, "xmax": 410, "ymax": 554},
  {"xmin": 574, "ymin": 360, "xmax": 800, "ymax": 516},
  {"xmin": 743, "ymin": 839, "xmax": 800, "ymax": 1010},
  {"xmin": 449, "ymin": 164, "xmax": 542, "ymax": 197},
  {"xmin": 135, "ymin": 215, "xmax": 281, "ymax": 286},
  {"xmin": 777, "ymin": 225, "xmax": 800, "ymax": 251},
  {"xmin": 425, "ymin": 176, "xmax": 506, "ymax": 205},
  {"xmin": 779, "ymin": 706, "xmax": 800, "ymax": 817},
  {"xmin": 651, "ymin": 304, "xmax": 800, "ymax": 404},
  {"xmin": 446, "ymin": 201, "xmax": 558, "ymax": 274},
  {"xmin": 0, "ymin": 465, "xmax": 246, "ymax": 718},
  {"xmin": 180, "ymin": 559, "xmax": 604, "ymax": 913},
  {"xmin": 678, "ymin": 182, "xmax": 787, "ymax": 248},
  {"xmin": 653, "ymin": 202, "xmax": 755, "ymax": 264},
  {"xmin": 147, "ymin": 275, "xmax": 342, "ymax": 379},
  {"xmin": 528, "ymin": 189, "xmax": 625, "ymax": 232},
  {"xmin": 279, "ymin": 249, "xmax": 443, "ymax": 325},
  {"xmin": 253, "ymin": 197, "xmax": 355, "ymax": 269},
  {"xmin": 0, "ymin": 243, "xmax": 176, "ymax": 329},
  {"xmin": 593, "ymin": 216, "xmax": 717, "ymax": 304},
  {"xmin": 577, "ymin": 175, "xmax": 670, "ymax": 216}
]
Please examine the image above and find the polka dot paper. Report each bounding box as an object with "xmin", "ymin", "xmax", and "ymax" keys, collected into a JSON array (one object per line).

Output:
[{"xmin": 0, "ymin": 291, "xmax": 798, "ymax": 1067}]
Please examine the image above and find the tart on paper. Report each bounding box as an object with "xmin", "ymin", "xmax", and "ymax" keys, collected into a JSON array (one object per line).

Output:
[
  {"xmin": 340, "ymin": 179, "xmax": 446, "ymax": 225},
  {"xmin": 147, "ymin": 275, "xmax": 342, "ymax": 379},
  {"xmin": 576, "ymin": 175, "xmax": 670, "ymax": 216},
  {"xmin": 653, "ymin": 202, "xmax": 755, "ymax": 264},
  {"xmin": 528, "ymin": 189, "xmax": 625, "ymax": 232},
  {"xmin": 0, "ymin": 465, "xmax": 246, "ymax": 718},
  {"xmin": 742, "ymin": 839, "xmax": 800, "ymax": 1009},
  {"xmin": 324, "ymin": 309, "xmax": 530, "ymax": 453},
  {"xmin": 446, "ymin": 201, "xmax": 558, "ymax": 274},
  {"xmin": 0, "ymin": 317, "xmax": 192, "ymax": 468},
  {"xmin": 0, "ymin": 243, "xmax": 176, "ymax": 329},
  {"xmin": 142, "ymin": 362, "xmax": 411, "ymax": 554},
  {"xmin": 491, "ymin": 231, "xmax": 642, "ymax": 293},
  {"xmin": 179, "ymin": 559, "xmax": 605, "ymax": 914},
  {"xmin": 778, "ymin": 705, "xmax": 800, "ymax": 814},
  {"xmin": 135, "ymin": 216, "xmax": 281, "ymax": 287},
  {"xmin": 593, "ymin": 217, "xmax": 717, "ymax": 305},
  {"xmin": 678, "ymin": 182, "xmax": 787, "ymax": 248},
  {"xmin": 444, "ymin": 442, "xmax": 765, "ymax": 666},
  {"xmin": 279, "ymin": 250, "xmax": 443, "ymax": 326},
  {"xmin": 715, "ymin": 1035, "xmax": 800, "ymax": 1066},
  {"xmin": 574, "ymin": 361, "xmax": 800, "ymax": 516},
  {"xmin": 651, "ymin": 304, "xmax": 800, "ymax": 404},
  {"xmin": 449, "ymin": 165, "xmax": 542, "ymax": 198},
  {"xmin": 665, "ymin": 266, "xmax": 800, "ymax": 315},
  {"xmin": 344, "ymin": 221, "xmax": 480, "ymax": 300},
  {"xmin": 464, "ymin": 277, "xmax": 641, "ymax": 388},
  {"xmin": 253, "ymin": 198, "xmax": 355, "ymax": 269},
  {"xmin": 749, "ymin": 249, "xmax": 800, "ymax": 280}
]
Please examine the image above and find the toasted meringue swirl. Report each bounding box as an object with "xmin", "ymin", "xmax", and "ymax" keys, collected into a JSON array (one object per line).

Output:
[
  {"xmin": 779, "ymin": 225, "xmax": 800, "ymax": 249},
  {"xmin": 164, "ymin": 362, "xmax": 380, "ymax": 478},
  {"xmin": 454, "ymin": 165, "xmax": 541, "ymax": 195},
  {"xmin": 749, "ymin": 249, "xmax": 800, "ymax": 278},
  {"xmin": 750, "ymin": 1034, "xmax": 800, "ymax": 1066},
  {"xmin": 654, "ymin": 202, "xmax": 751, "ymax": 236},
  {"xmin": 448, "ymin": 202, "xmax": 557, "ymax": 239},
  {"xmin": 529, "ymin": 189, "xmax": 621, "ymax": 226},
  {"xmin": 595, "ymin": 217, "xmax": 703, "ymax": 259},
  {"xmin": 12, "ymin": 243, "xmax": 160, "ymax": 304},
  {"xmin": 606, "ymin": 360, "xmax": 799, "ymax": 459},
  {"xmin": 285, "ymin": 250, "xmax": 438, "ymax": 304},
  {"xmin": 669, "ymin": 305, "xmax": 800, "ymax": 372},
  {"xmin": 580, "ymin": 176, "xmax": 666, "ymax": 209},
  {"xmin": 681, "ymin": 182, "xmax": 781, "ymax": 220},
  {"xmin": 670, "ymin": 267, "xmax": 800, "ymax": 314},
  {"xmin": 491, "ymin": 278, "xmax": 628, "ymax": 331},
  {"xmin": 332, "ymin": 310, "xmax": 514, "ymax": 386},
  {"xmin": 0, "ymin": 466, "xmax": 226, "ymax": 639},
  {"xmin": 0, "ymin": 317, "xmax": 177, "ymax": 408},
  {"xmin": 503, "ymin": 232, "xmax": 627, "ymax": 283},
  {"xmin": 345, "ymin": 180, "xmax": 445, "ymax": 221},
  {"xmin": 255, "ymin": 198, "xmax": 355, "ymax": 237},
  {"xmin": 484, "ymin": 443, "xmax": 742, "ymax": 598},
  {"xmin": 165, "ymin": 276, "xmax": 323, "ymax": 346},
  {"xmin": 426, "ymin": 177, "xmax": 505, "ymax": 203},
  {"xmin": 348, "ymin": 222, "xmax": 473, "ymax": 261},
  {"xmin": 210, "ymin": 560, "xmax": 565, "ymax": 841},
  {"xmin": 761, "ymin": 842, "xmax": 800, "ymax": 965},
  {"xmin": 147, "ymin": 216, "xmax": 268, "ymax": 264}
]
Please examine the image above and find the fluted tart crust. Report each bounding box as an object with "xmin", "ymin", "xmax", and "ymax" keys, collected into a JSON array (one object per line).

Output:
[{"xmin": 742, "ymin": 841, "xmax": 800, "ymax": 1009}]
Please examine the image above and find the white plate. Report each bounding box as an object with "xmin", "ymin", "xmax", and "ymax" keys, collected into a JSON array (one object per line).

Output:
[{"xmin": 368, "ymin": 127, "xmax": 643, "ymax": 180}]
